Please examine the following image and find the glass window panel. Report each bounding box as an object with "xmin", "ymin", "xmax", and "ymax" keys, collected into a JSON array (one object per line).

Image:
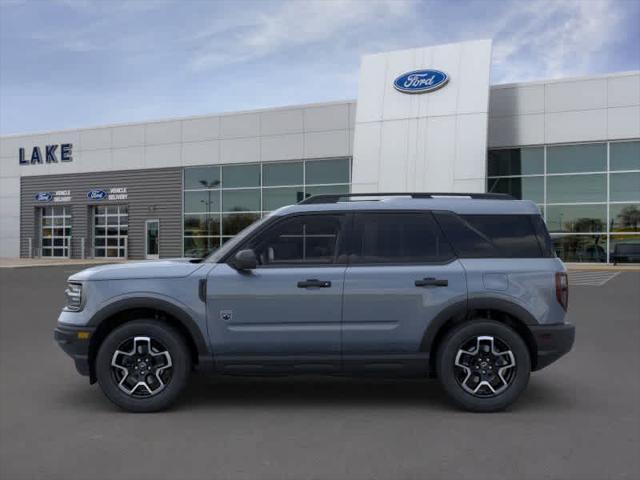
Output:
[
  {"xmin": 95, "ymin": 206, "xmax": 105, "ymax": 214},
  {"xmin": 94, "ymin": 227, "xmax": 106, "ymax": 236},
  {"xmin": 547, "ymin": 143, "xmax": 606, "ymax": 173},
  {"xmin": 222, "ymin": 164, "xmax": 260, "ymax": 188},
  {"xmin": 304, "ymin": 184, "xmax": 350, "ymax": 198},
  {"xmin": 184, "ymin": 166, "xmax": 221, "ymax": 190},
  {"xmin": 247, "ymin": 214, "xmax": 343, "ymax": 265},
  {"xmin": 94, "ymin": 215, "xmax": 105, "ymax": 226},
  {"xmin": 53, "ymin": 206, "xmax": 65, "ymax": 216},
  {"xmin": 42, "ymin": 238, "xmax": 51, "ymax": 247},
  {"xmin": 222, "ymin": 189, "xmax": 260, "ymax": 212},
  {"xmin": 547, "ymin": 174, "xmax": 606, "ymax": 203},
  {"xmin": 487, "ymin": 148, "xmax": 544, "ymax": 176},
  {"xmin": 107, "ymin": 238, "xmax": 119, "ymax": 247},
  {"xmin": 106, "ymin": 206, "xmax": 119, "ymax": 215},
  {"xmin": 183, "ymin": 237, "xmax": 219, "ymax": 258},
  {"xmin": 305, "ymin": 158, "xmax": 350, "ymax": 185},
  {"xmin": 487, "ymin": 176, "xmax": 543, "ymax": 203},
  {"xmin": 184, "ymin": 190, "xmax": 220, "ymax": 213},
  {"xmin": 222, "ymin": 213, "xmax": 261, "ymax": 236},
  {"xmin": 551, "ymin": 234, "xmax": 607, "ymax": 262},
  {"xmin": 94, "ymin": 248, "xmax": 105, "ymax": 257},
  {"xmin": 610, "ymin": 204, "xmax": 640, "ymax": 233},
  {"xmin": 610, "ymin": 234, "xmax": 640, "ymax": 264},
  {"xmin": 42, "ymin": 228, "xmax": 52, "ymax": 238},
  {"xmin": 262, "ymin": 162, "xmax": 303, "ymax": 186},
  {"xmin": 352, "ymin": 213, "xmax": 454, "ymax": 264},
  {"xmin": 610, "ymin": 172, "xmax": 640, "ymax": 202},
  {"xmin": 94, "ymin": 238, "xmax": 106, "ymax": 247},
  {"xmin": 184, "ymin": 214, "xmax": 221, "ymax": 236},
  {"xmin": 546, "ymin": 204, "xmax": 606, "ymax": 232},
  {"xmin": 263, "ymin": 187, "xmax": 305, "ymax": 210},
  {"xmin": 610, "ymin": 141, "xmax": 640, "ymax": 171},
  {"xmin": 42, "ymin": 217, "xmax": 52, "ymax": 226}
]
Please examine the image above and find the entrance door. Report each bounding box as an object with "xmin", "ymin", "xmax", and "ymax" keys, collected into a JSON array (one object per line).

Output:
[
  {"xmin": 145, "ymin": 219, "xmax": 160, "ymax": 259},
  {"xmin": 206, "ymin": 213, "xmax": 347, "ymax": 372},
  {"xmin": 341, "ymin": 212, "xmax": 468, "ymax": 372}
]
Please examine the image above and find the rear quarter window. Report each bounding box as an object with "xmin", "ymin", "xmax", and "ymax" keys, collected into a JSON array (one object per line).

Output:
[{"xmin": 434, "ymin": 212, "xmax": 549, "ymax": 258}]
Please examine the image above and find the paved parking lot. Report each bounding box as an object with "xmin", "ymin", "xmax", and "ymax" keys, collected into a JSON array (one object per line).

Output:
[{"xmin": 1, "ymin": 265, "xmax": 639, "ymax": 480}]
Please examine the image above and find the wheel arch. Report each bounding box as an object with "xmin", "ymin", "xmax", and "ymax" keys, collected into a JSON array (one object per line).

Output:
[
  {"xmin": 87, "ymin": 297, "xmax": 211, "ymax": 383},
  {"xmin": 422, "ymin": 298, "xmax": 539, "ymax": 376}
]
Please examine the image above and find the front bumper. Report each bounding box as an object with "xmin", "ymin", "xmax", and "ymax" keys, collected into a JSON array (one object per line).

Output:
[
  {"xmin": 54, "ymin": 324, "xmax": 95, "ymax": 377},
  {"xmin": 530, "ymin": 323, "xmax": 575, "ymax": 371}
]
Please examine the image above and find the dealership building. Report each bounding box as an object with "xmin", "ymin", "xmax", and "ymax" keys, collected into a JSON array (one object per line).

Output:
[{"xmin": 1, "ymin": 39, "xmax": 638, "ymax": 263}]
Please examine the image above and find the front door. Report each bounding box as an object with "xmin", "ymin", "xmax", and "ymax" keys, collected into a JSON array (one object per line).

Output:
[
  {"xmin": 341, "ymin": 212, "xmax": 467, "ymax": 372},
  {"xmin": 206, "ymin": 213, "xmax": 347, "ymax": 372},
  {"xmin": 145, "ymin": 219, "xmax": 159, "ymax": 259}
]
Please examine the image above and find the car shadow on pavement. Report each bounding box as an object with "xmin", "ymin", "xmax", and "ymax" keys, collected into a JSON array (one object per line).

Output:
[{"xmin": 53, "ymin": 372, "xmax": 575, "ymax": 414}]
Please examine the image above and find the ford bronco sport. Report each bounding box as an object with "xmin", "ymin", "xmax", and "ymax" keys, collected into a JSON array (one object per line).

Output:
[{"xmin": 55, "ymin": 193, "xmax": 574, "ymax": 412}]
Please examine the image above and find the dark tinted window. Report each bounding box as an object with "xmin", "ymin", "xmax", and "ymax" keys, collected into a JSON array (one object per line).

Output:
[
  {"xmin": 247, "ymin": 214, "xmax": 343, "ymax": 266},
  {"xmin": 435, "ymin": 212, "xmax": 545, "ymax": 258},
  {"xmin": 351, "ymin": 213, "xmax": 453, "ymax": 264}
]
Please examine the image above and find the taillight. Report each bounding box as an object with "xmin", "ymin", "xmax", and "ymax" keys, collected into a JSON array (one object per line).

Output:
[{"xmin": 555, "ymin": 272, "xmax": 569, "ymax": 311}]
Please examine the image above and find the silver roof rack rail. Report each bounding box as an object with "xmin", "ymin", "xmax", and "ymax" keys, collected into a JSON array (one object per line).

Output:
[{"xmin": 298, "ymin": 192, "xmax": 514, "ymax": 205}]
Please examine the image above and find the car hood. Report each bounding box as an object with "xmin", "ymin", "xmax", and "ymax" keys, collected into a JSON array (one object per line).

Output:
[{"xmin": 68, "ymin": 259, "xmax": 205, "ymax": 281}]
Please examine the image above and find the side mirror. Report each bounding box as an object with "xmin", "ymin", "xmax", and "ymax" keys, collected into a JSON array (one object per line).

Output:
[{"xmin": 232, "ymin": 249, "xmax": 257, "ymax": 271}]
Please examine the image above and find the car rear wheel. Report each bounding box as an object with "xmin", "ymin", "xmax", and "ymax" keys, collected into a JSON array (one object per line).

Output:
[
  {"xmin": 96, "ymin": 320, "xmax": 191, "ymax": 412},
  {"xmin": 436, "ymin": 320, "xmax": 531, "ymax": 412}
]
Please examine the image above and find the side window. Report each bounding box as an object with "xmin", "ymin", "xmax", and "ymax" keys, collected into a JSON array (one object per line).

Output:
[
  {"xmin": 351, "ymin": 212, "xmax": 454, "ymax": 264},
  {"xmin": 434, "ymin": 212, "xmax": 544, "ymax": 258},
  {"xmin": 246, "ymin": 214, "xmax": 344, "ymax": 266}
]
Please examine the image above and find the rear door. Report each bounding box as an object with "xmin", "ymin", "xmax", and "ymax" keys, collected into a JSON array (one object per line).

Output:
[{"xmin": 341, "ymin": 211, "xmax": 467, "ymax": 373}]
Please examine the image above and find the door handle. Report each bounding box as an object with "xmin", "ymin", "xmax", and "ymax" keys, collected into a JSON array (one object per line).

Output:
[
  {"xmin": 297, "ymin": 279, "xmax": 332, "ymax": 288},
  {"xmin": 415, "ymin": 277, "xmax": 448, "ymax": 287}
]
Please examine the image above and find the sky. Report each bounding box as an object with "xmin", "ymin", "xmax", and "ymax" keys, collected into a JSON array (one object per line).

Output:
[{"xmin": 1, "ymin": 0, "xmax": 639, "ymax": 135}]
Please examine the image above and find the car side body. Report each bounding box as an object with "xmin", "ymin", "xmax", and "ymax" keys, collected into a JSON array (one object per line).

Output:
[{"xmin": 55, "ymin": 194, "xmax": 575, "ymax": 412}]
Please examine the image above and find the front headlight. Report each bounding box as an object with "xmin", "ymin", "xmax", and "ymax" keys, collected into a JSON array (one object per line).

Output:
[{"xmin": 65, "ymin": 283, "xmax": 83, "ymax": 311}]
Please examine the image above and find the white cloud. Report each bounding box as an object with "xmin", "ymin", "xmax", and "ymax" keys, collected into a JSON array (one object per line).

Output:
[
  {"xmin": 189, "ymin": 0, "xmax": 415, "ymax": 71},
  {"xmin": 491, "ymin": 0, "xmax": 624, "ymax": 83}
]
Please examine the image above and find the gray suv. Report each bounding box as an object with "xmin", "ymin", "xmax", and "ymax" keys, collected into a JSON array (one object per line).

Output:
[{"xmin": 55, "ymin": 193, "xmax": 575, "ymax": 413}]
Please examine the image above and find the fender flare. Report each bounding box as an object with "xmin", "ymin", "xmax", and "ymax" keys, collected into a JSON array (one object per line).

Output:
[
  {"xmin": 87, "ymin": 296, "xmax": 210, "ymax": 358},
  {"xmin": 420, "ymin": 296, "xmax": 538, "ymax": 354}
]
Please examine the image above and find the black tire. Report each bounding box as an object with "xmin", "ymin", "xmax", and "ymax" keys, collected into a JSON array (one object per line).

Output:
[
  {"xmin": 96, "ymin": 320, "xmax": 191, "ymax": 413},
  {"xmin": 436, "ymin": 320, "xmax": 531, "ymax": 412}
]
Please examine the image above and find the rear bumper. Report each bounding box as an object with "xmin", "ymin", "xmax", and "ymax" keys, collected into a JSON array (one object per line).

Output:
[
  {"xmin": 530, "ymin": 323, "xmax": 575, "ymax": 371},
  {"xmin": 54, "ymin": 324, "xmax": 95, "ymax": 377}
]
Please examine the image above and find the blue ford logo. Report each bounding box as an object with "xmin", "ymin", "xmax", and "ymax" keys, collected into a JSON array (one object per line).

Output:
[
  {"xmin": 393, "ymin": 69, "xmax": 449, "ymax": 94},
  {"xmin": 35, "ymin": 192, "xmax": 53, "ymax": 202},
  {"xmin": 87, "ymin": 190, "xmax": 107, "ymax": 200}
]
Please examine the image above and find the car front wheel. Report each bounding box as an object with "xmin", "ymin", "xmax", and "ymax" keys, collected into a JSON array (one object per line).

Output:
[
  {"xmin": 436, "ymin": 320, "xmax": 531, "ymax": 412},
  {"xmin": 96, "ymin": 320, "xmax": 191, "ymax": 412}
]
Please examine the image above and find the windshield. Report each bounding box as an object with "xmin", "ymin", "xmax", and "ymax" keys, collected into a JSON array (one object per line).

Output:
[{"xmin": 204, "ymin": 213, "xmax": 273, "ymax": 263}]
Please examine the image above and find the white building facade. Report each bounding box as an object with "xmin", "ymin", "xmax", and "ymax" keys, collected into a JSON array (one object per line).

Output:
[{"xmin": 1, "ymin": 40, "xmax": 638, "ymax": 263}]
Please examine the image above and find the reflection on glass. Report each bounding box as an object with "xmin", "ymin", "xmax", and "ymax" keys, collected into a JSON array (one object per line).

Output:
[
  {"xmin": 222, "ymin": 189, "xmax": 260, "ymax": 212},
  {"xmin": 551, "ymin": 235, "xmax": 606, "ymax": 262},
  {"xmin": 610, "ymin": 172, "xmax": 640, "ymax": 202},
  {"xmin": 547, "ymin": 143, "xmax": 606, "ymax": 173},
  {"xmin": 487, "ymin": 176, "xmax": 543, "ymax": 203},
  {"xmin": 610, "ymin": 234, "xmax": 640, "ymax": 264},
  {"xmin": 487, "ymin": 148, "xmax": 544, "ymax": 176},
  {"xmin": 547, "ymin": 174, "xmax": 606, "ymax": 203},
  {"xmin": 610, "ymin": 204, "xmax": 640, "ymax": 232},
  {"xmin": 222, "ymin": 164, "xmax": 260, "ymax": 188},
  {"xmin": 610, "ymin": 141, "xmax": 640, "ymax": 171},
  {"xmin": 184, "ymin": 237, "xmax": 219, "ymax": 258},
  {"xmin": 184, "ymin": 214, "xmax": 221, "ymax": 236},
  {"xmin": 305, "ymin": 158, "xmax": 350, "ymax": 185},
  {"xmin": 184, "ymin": 191, "xmax": 220, "ymax": 213},
  {"xmin": 546, "ymin": 204, "xmax": 606, "ymax": 232},
  {"xmin": 184, "ymin": 166, "xmax": 221, "ymax": 190},
  {"xmin": 262, "ymin": 162, "xmax": 303, "ymax": 186},
  {"xmin": 222, "ymin": 213, "xmax": 260, "ymax": 236},
  {"xmin": 263, "ymin": 187, "xmax": 304, "ymax": 210}
]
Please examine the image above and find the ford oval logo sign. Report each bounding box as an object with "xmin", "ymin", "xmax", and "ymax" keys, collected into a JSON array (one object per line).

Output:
[
  {"xmin": 393, "ymin": 69, "xmax": 449, "ymax": 94},
  {"xmin": 35, "ymin": 192, "xmax": 53, "ymax": 202},
  {"xmin": 87, "ymin": 190, "xmax": 107, "ymax": 200}
]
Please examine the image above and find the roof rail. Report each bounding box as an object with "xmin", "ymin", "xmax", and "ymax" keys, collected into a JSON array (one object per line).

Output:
[{"xmin": 298, "ymin": 192, "xmax": 514, "ymax": 205}]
